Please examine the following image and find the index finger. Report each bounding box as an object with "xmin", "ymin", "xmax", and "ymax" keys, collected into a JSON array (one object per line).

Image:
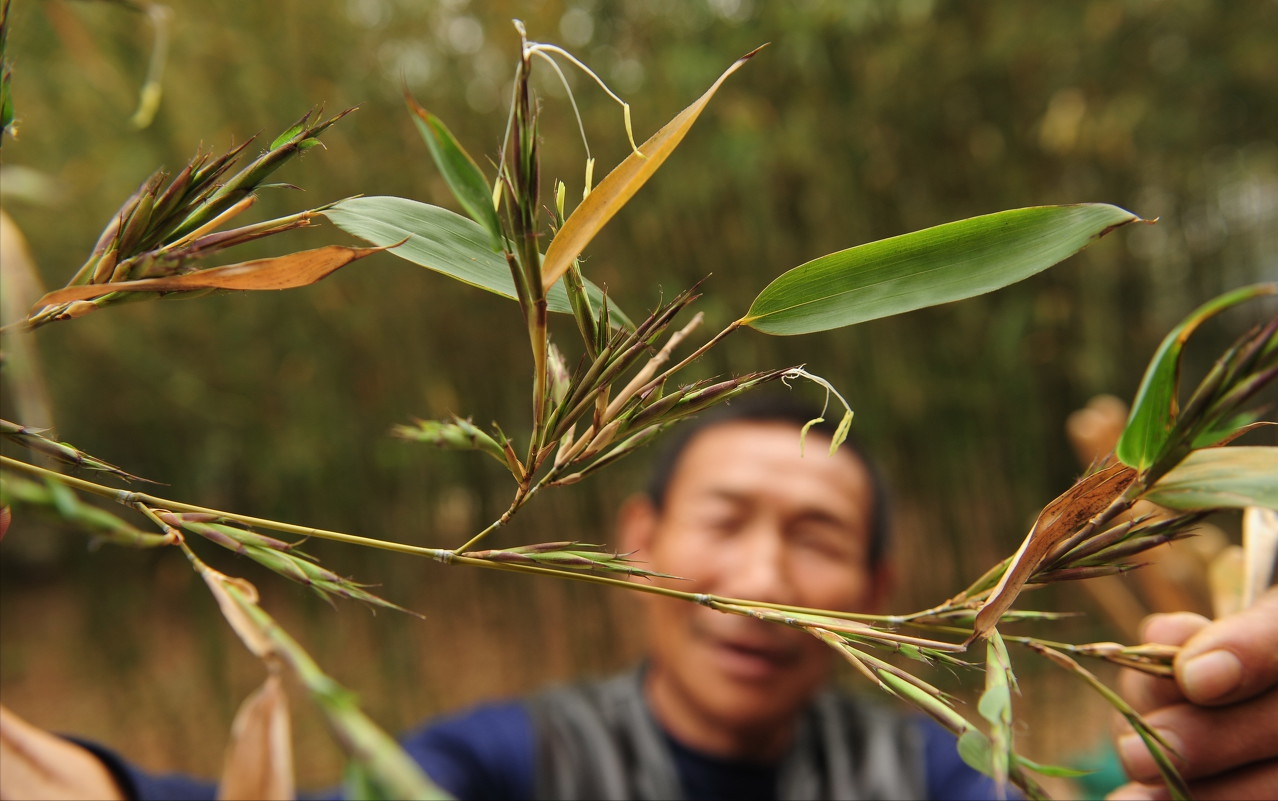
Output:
[
  {"xmin": 1121, "ymin": 611, "xmax": 1209, "ymax": 714},
  {"xmin": 1176, "ymin": 585, "xmax": 1278, "ymax": 706}
]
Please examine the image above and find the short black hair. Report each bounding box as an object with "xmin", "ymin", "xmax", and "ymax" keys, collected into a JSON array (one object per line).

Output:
[{"xmin": 644, "ymin": 392, "xmax": 891, "ymax": 569}]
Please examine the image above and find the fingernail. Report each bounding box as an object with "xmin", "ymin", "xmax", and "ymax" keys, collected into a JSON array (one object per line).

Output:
[
  {"xmin": 1106, "ymin": 782, "xmax": 1157, "ymax": 800},
  {"xmin": 1117, "ymin": 730, "xmax": 1181, "ymax": 783},
  {"xmin": 1181, "ymin": 649, "xmax": 1242, "ymax": 703}
]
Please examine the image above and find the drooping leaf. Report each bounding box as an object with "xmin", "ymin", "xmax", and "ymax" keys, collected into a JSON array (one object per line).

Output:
[
  {"xmin": 742, "ymin": 204, "xmax": 1145, "ymax": 336},
  {"xmin": 406, "ymin": 95, "xmax": 503, "ymax": 246},
  {"xmin": 1115, "ymin": 283, "xmax": 1277, "ymax": 470},
  {"xmin": 539, "ymin": 45, "xmax": 766, "ymax": 293},
  {"xmin": 200, "ymin": 565, "xmax": 450, "ymax": 801},
  {"xmin": 199, "ymin": 566, "xmax": 275, "ymax": 659},
  {"xmin": 218, "ymin": 674, "xmax": 295, "ymax": 801},
  {"xmin": 324, "ymin": 196, "xmax": 630, "ymax": 327},
  {"xmin": 972, "ymin": 461, "xmax": 1136, "ymax": 641},
  {"xmin": 29, "ymin": 244, "xmax": 385, "ymax": 313},
  {"xmin": 1142, "ymin": 446, "xmax": 1278, "ymax": 511}
]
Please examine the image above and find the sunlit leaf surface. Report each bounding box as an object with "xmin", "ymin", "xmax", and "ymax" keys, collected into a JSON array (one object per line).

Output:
[
  {"xmin": 324, "ymin": 196, "xmax": 629, "ymax": 326},
  {"xmin": 743, "ymin": 204, "xmax": 1144, "ymax": 335}
]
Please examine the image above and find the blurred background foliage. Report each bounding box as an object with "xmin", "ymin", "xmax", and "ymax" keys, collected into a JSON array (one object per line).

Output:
[{"xmin": 1, "ymin": 0, "xmax": 1275, "ymax": 790}]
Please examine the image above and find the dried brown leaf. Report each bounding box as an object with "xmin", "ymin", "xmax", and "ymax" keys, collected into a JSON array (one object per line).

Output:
[
  {"xmin": 973, "ymin": 461, "xmax": 1136, "ymax": 641},
  {"xmin": 29, "ymin": 244, "xmax": 386, "ymax": 312},
  {"xmin": 199, "ymin": 566, "xmax": 274, "ymax": 659},
  {"xmin": 218, "ymin": 673, "xmax": 295, "ymax": 801}
]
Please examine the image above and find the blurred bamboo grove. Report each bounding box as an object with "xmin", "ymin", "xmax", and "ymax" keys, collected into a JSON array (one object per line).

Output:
[{"xmin": 1, "ymin": 0, "xmax": 1275, "ymax": 789}]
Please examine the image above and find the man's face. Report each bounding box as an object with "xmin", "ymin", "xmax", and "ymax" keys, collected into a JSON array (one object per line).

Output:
[{"xmin": 621, "ymin": 420, "xmax": 885, "ymax": 759}]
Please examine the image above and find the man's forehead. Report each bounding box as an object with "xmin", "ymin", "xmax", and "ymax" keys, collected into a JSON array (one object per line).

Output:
[{"xmin": 666, "ymin": 421, "xmax": 872, "ymax": 501}]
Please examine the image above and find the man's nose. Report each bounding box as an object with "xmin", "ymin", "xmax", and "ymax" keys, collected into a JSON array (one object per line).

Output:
[{"xmin": 721, "ymin": 522, "xmax": 792, "ymax": 604}]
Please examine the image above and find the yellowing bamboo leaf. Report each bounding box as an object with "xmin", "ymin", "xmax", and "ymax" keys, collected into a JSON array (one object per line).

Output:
[
  {"xmin": 218, "ymin": 673, "xmax": 295, "ymax": 801},
  {"xmin": 540, "ymin": 45, "xmax": 765, "ymax": 293},
  {"xmin": 972, "ymin": 461, "xmax": 1136, "ymax": 641},
  {"xmin": 28, "ymin": 244, "xmax": 386, "ymax": 312}
]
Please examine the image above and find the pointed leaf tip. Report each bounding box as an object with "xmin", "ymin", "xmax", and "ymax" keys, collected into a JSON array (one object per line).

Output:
[
  {"xmin": 540, "ymin": 49, "xmax": 759, "ymax": 292},
  {"xmin": 744, "ymin": 204, "xmax": 1142, "ymax": 336}
]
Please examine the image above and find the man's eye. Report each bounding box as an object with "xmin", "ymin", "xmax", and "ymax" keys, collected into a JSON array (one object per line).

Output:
[
  {"xmin": 792, "ymin": 527, "xmax": 851, "ymax": 558},
  {"xmin": 701, "ymin": 517, "xmax": 741, "ymax": 534}
]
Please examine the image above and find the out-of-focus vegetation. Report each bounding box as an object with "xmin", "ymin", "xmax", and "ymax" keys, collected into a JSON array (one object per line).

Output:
[{"xmin": 2, "ymin": 0, "xmax": 1275, "ymax": 788}]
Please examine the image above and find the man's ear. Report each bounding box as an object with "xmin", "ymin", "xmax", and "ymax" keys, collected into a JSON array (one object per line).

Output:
[{"xmin": 616, "ymin": 493, "xmax": 659, "ymax": 559}]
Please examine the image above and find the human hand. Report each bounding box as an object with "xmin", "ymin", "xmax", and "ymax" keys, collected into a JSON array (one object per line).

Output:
[
  {"xmin": 1108, "ymin": 585, "xmax": 1278, "ymax": 800},
  {"xmin": 0, "ymin": 704, "xmax": 124, "ymax": 800}
]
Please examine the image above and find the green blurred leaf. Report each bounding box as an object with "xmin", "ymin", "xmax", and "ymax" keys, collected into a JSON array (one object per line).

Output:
[
  {"xmin": 1116, "ymin": 283, "xmax": 1277, "ymax": 470},
  {"xmin": 742, "ymin": 204, "xmax": 1143, "ymax": 335},
  {"xmin": 324, "ymin": 196, "xmax": 630, "ymax": 327},
  {"xmin": 957, "ymin": 729, "xmax": 993, "ymax": 776},
  {"xmin": 406, "ymin": 96, "xmax": 503, "ymax": 248},
  {"xmin": 1, "ymin": 0, "xmax": 14, "ymax": 144},
  {"xmin": 1142, "ymin": 446, "xmax": 1278, "ymax": 510},
  {"xmin": 540, "ymin": 45, "xmax": 765, "ymax": 293},
  {"xmin": 393, "ymin": 416, "xmax": 511, "ymax": 472},
  {"xmin": 1192, "ymin": 414, "xmax": 1269, "ymax": 450},
  {"xmin": 978, "ymin": 630, "xmax": 1014, "ymax": 788},
  {"xmin": 1012, "ymin": 755, "xmax": 1093, "ymax": 779}
]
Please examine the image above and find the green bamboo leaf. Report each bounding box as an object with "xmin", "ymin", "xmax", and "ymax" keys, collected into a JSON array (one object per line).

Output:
[
  {"xmin": 323, "ymin": 196, "xmax": 630, "ymax": 327},
  {"xmin": 1011, "ymin": 755, "xmax": 1093, "ymax": 779},
  {"xmin": 1116, "ymin": 283, "xmax": 1277, "ymax": 470},
  {"xmin": 1142, "ymin": 446, "xmax": 1278, "ymax": 510},
  {"xmin": 957, "ymin": 729, "xmax": 993, "ymax": 776},
  {"xmin": 406, "ymin": 95, "xmax": 503, "ymax": 247},
  {"xmin": 741, "ymin": 204, "xmax": 1144, "ymax": 336},
  {"xmin": 540, "ymin": 45, "xmax": 765, "ymax": 293}
]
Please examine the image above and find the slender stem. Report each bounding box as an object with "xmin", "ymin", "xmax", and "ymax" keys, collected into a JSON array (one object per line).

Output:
[
  {"xmin": 1, "ymin": 456, "xmax": 450, "ymax": 558},
  {"xmin": 2, "ymin": 456, "xmax": 985, "ymax": 631},
  {"xmin": 131, "ymin": 501, "xmax": 183, "ymax": 543},
  {"xmin": 908, "ymin": 620, "xmax": 1177, "ymax": 675},
  {"xmin": 453, "ymin": 487, "xmax": 535, "ymax": 555},
  {"xmin": 709, "ymin": 595, "xmax": 913, "ymax": 625}
]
